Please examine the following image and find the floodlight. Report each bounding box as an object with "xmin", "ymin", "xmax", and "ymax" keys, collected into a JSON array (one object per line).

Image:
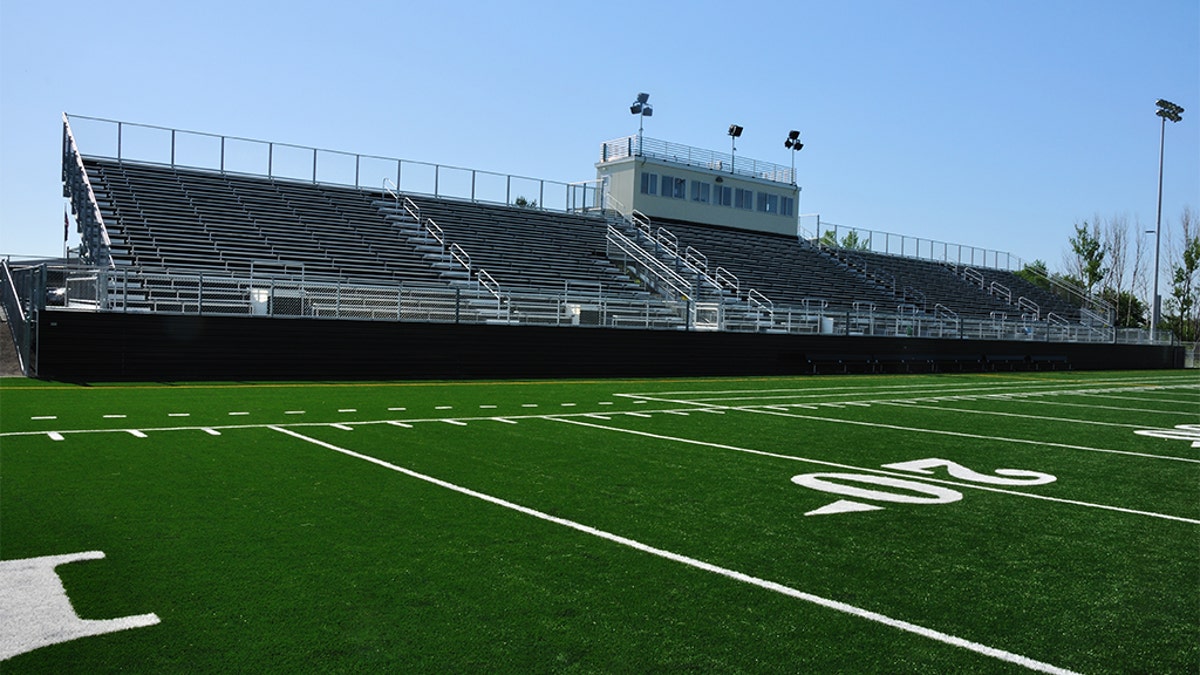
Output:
[
  {"xmin": 728, "ymin": 124, "xmax": 743, "ymax": 138},
  {"xmin": 637, "ymin": 92, "xmax": 650, "ymax": 104},
  {"xmin": 630, "ymin": 103, "xmax": 642, "ymax": 114},
  {"xmin": 643, "ymin": 107, "xmax": 652, "ymax": 117},
  {"xmin": 787, "ymin": 130, "xmax": 801, "ymax": 141},
  {"xmin": 1150, "ymin": 97, "xmax": 1185, "ymax": 341},
  {"xmin": 629, "ymin": 92, "xmax": 654, "ymax": 155}
]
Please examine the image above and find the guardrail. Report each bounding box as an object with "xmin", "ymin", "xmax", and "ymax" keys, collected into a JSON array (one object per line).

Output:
[
  {"xmin": 64, "ymin": 114, "xmax": 606, "ymax": 214},
  {"xmin": 599, "ymin": 135, "xmax": 795, "ymax": 186},
  {"xmin": 8, "ymin": 264, "xmax": 1171, "ymax": 344},
  {"xmin": 1, "ymin": 260, "xmax": 33, "ymax": 375}
]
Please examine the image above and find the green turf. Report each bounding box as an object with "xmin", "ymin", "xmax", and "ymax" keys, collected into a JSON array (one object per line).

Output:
[{"xmin": 1, "ymin": 371, "xmax": 1197, "ymax": 673}]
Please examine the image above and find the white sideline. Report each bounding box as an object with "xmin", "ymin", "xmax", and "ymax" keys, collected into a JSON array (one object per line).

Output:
[{"xmin": 269, "ymin": 425, "xmax": 1081, "ymax": 675}]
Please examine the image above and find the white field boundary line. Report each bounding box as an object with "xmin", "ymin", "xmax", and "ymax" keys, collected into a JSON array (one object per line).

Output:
[
  {"xmin": 268, "ymin": 425, "xmax": 1081, "ymax": 675},
  {"xmin": 874, "ymin": 402, "xmax": 1173, "ymax": 430},
  {"xmin": 612, "ymin": 392, "xmax": 1200, "ymax": 465},
  {"xmin": 614, "ymin": 384, "xmax": 1200, "ymax": 408},
  {"xmin": 547, "ymin": 417, "xmax": 1200, "ymax": 525},
  {"xmin": 616, "ymin": 377, "xmax": 1200, "ymax": 404},
  {"xmin": 737, "ymin": 406, "xmax": 1199, "ymax": 465}
]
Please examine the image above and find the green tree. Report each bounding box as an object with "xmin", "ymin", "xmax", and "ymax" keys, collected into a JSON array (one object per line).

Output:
[
  {"xmin": 513, "ymin": 196, "xmax": 538, "ymax": 209},
  {"xmin": 1100, "ymin": 288, "xmax": 1147, "ymax": 328},
  {"xmin": 1015, "ymin": 260, "xmax": 1051, "ymax": 291},
  {"xmin": 1166, "ymin": 211, "xmax": 1199, "ymax": 341},
  {"xmin": 1066, "ymin": 222, "xmax": 1107, "ymax": 294}
]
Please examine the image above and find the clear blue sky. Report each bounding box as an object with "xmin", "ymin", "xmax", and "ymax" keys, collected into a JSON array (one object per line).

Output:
[{"xmin": 2, "ymin": 0, "xmax": 1197, "ymax": 273}]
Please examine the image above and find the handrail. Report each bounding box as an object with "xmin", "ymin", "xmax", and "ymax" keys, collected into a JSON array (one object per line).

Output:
[
  {"xmin": 814, "ymin": 220, "xmax": 1021, "ymax": 271},
  {"xmin": 599, "ymin": 135, "xmax": 796, "ymax": 185},
  {"xmin": 1017, "ymin": 296, "xmax": 1039, "ymax": 320},
  {"xmin": 714, "ymin": 266, "xmax": 739, "ymax": 297},
  {"xmin": 403, "ymin": 196, "xmax": 420, "ymax": 223},
  {"xmin": 748, "ymin": 289, "xmax": 775, "ymax": 312},
  {"xmin": 478, "ymin": 268, "xmax": 501, "ymax": 301},
  {"xmin": 989, "ymin": 281, "xmax": 1011, "ymax": 304},
  {"xmin": 963, "ymin": 267, "xmax": 985, "ymax": 288},
  {"xmin": 632, "ymin": 210, "xmax": 651, "ymax": 237},
  {"xmin": 449, "ymin": 243, "xmax": 471, "ymax": 273},
  {"xmin": 656, "ymin": 227, "xmax": 678, "ymax": 255},
  {"xmin": 1047, "ymin": 312, "xmax": 1069, "ymax": 327},
  {"xmin": 0, "ymin": 260, "xmax": 30, "ymax": 375},
  {"xmin": 425, "ymin": 218, "xmax": 445, "ymax": 246},
  {"xmin": 933, "ymin": 303, "xmax": 958, "ymax": 320},
  {"xmin": 605, "ymin": 225, "xmax": 692, "ymax": 300},
  {"xmin": 684, "ymin": 246, "xmax": 707, "ymax": 273}
]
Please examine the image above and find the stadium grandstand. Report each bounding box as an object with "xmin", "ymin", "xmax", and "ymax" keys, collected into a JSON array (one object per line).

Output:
[{"xmin": 0, "ymin": 114, "xmax": 1184, "ymax": 380}]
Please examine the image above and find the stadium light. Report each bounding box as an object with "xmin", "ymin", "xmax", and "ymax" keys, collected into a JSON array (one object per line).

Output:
[
  {"xmin": 630, "ymin": 93, "xmax": 653, "ymax": 155},
  {"xmin": 728, "ymin": 124, "xmax": 743, "ymax": 173},
  {"xmin": 1151, "ymin": 98, "xmax": 1185, "ymax": 342},
  {"xmin": 784, "ymin": 130, "xmax": 803, "ymax": 184}
]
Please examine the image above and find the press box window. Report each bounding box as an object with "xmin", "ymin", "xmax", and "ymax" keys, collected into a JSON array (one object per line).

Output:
[
  {"xmin": 662, "ymin": 175, "xmax": 686, "ymax": 199},
  {"xmin": 757, "ymin": 192, "xmax": 779, "ymax": 214},
  {"xmin": 714, "ymin": 185, "xmax": 732, "ymax": 207},
  {"xmin": 780, "ymin": 196, "xmax": 795, "ymax": 217},
  {"xmin": 690, "ymin": 181, "xmax": 710, "ymax": 203},
  {"xmin": 734, "ymin": 188, "xmax": 753, "ymax": 210},
  {"xmin": 640, "ymin": 173, "xmax": 658, "ymax": 195}
]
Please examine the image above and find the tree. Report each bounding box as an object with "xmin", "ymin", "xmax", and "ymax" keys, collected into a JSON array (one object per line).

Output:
[
  {"xmin": 513, "ymin": 196, "xmax": 538, "ymax": 209},
  {"xmin": 1015, "ymin": 260, "xmax": 1051, "ymax": 291},
  {"xmin": 819, "ymin": 229, "xmax": 869, "ymax": 251},
  {"xmin": 1064, "ymin": 221, "xmax": 1107, "ymax": 294},
  {"xmin": 1165, "ymin": 207, "xmax": 1199, "ymax": 341},
  {"xmin": 1101, "ymin": 288, "xmax": 1147, "ymax": 328}
]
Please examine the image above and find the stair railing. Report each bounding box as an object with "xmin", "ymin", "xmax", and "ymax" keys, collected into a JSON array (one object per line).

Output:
[{"xmin": 1017, "ymin": 296, "xmax": 1039, "ymax": 320}]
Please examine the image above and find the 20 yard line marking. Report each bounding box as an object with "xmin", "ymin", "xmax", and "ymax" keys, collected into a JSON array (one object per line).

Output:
[
  {"xmin": 548, "ymin": 417, "xmax": 1199, "ymax": 524},
  {"xmin": 268, "ymin": 425, "xmax": 1079, "ymax": 675}
]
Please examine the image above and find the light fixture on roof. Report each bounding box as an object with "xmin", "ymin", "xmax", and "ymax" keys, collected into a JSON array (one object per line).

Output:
[
  {"xmin": 727, "ymin": 124, "xmax": 743, "ymax": 173},
  {"xmin": 783, "ymin": 130, "xmax": 803, "ymax": 184},
  {"xmin": 630, "ymin": 92, "xmax": 653, "ymax": 155},
  {"xmin": 1150, "ymin": 98, "xmax": 1185, "ymax": 341}
]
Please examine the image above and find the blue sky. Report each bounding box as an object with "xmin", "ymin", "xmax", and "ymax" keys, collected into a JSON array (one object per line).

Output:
[{"xmin": 2, "ymin": 0, "xmax": 1197, "ymax": 273}]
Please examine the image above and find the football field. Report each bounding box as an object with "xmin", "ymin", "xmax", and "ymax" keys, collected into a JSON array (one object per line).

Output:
[{"xmin": 1, "ymin": 371, "xmax": 1197, "ymax": 673}]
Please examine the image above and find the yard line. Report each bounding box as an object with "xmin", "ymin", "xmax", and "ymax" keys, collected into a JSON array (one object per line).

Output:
[
  {"xmin": 664, "ymin": 410, "xmax": 690, "ymax": 416},
  {"xmin": 877, "ymin": 402, "xmax": 1161, "ymax": 430},
  {"xmin": 269, "ymin": 426, "xmax": 1082, "ymax": 675},
  {"xmin": 228, "ymin": 412, "xmax": 249, "ymax": 416},
  {"xmin": 479, "ymin": 405, "xmax": 498, "ymax": 409},
  {"xmin": 285, "ymin": 411, "xmax": 306, "ymax": 415},
  {"xmin": 47, "ymin": 432, "xmax": 64, "ymax": 441},
  {"xmin": 490, "ymin": 417, "xmax": 518, "ymax": 425},
  {"xmin": 387, "ymin": 421, "xmax": 413, "ymax": 429},
  {"xmin": 547, "ymin": 417, "xmax": 1200, "ymax": 525},
  {"xmin": 168, "ymin": 413, "xmax": 190, "ymax": 418},
  {"xmin": 982, "ymin": 398, "xmax": 1195, "ymax": 417},
  {"xmin": 442, "ymin": 419, "xmax": 467, "ymax": 426},
  {"xmin": 30, "ymin": 416, "xmax": 56, "ymax": 421},
  {"xmin": 103, "ymin": 414, "xmax": 126, "ymax": 419},
  {"xmin": 331, "ymin": 424, "xmax": 354, "ymax": 431},
  {"xmin": 522, "ymin": 404, "xmax": 539, "ymax": 408},
  {"xmin": 339, "ymin": 408, "xmax": 358, "ymax": 413},
  {"xmin": 435, "ymin": 406, "xmax": 453, "ymax": 410},
  {"xmin": 1073, "ymin": 392, "xmax": 1200, "ymax": 407},
  {"xmin": 202, "ymin": 428, "xmax": 221, "ymax": 436},
  {"xmin": 625, "ymin": 412, "xmax": 652, "ymax": 418},
  {"xmin": 739, "ymin": 406, "xmax": 1200, "ymax": 464},
  {"xmin": 126, "ymin": 430, "xmax": 147, "ymax": 438},
  {"xmin": 586, "ymin": 414, "xmax": 612, "ymax": 421},
  {"xmin": 388, "ymin": 407, "xmax": 407, "ymax": 412}
]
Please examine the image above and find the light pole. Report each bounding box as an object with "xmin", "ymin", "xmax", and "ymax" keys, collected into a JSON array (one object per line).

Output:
[
  {"xmin": 629, "ymin": 93, "xmax": 652, "ymax": 155},
  {"xmin": 728, "ymin": 124, "xmax": 743, "ymax": 173},
  {"xmin": 784, "ymin": 130, "xmax": 803, "ymax": 183},
  {"xmin": 1151, "ymin": 98, "xmax": 1184, "ymax": 342}
]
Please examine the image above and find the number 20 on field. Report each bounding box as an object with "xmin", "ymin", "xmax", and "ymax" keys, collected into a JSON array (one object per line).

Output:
[{"xmin": 793, "ymin": 458, "xmax": 1057, "ymax": 517}]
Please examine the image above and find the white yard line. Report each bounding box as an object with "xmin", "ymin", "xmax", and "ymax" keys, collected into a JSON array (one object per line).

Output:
[
  {"xmin": 547, "ymin": 417, "xmax": 1200, "ymax": 524},
  {"xmin": 876, "ymin": 402, "xmax": 1164, "ymax": 430},
  {"xmin": 269, "ymin": 425, "xmax": 1082, "ymax": 675}
]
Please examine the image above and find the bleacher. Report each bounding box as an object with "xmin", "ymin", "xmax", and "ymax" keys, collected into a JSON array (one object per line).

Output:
[
  {"xmin": 644, "ymin": 218, "xmax": 900, "ymax": 313},
  {"xmin": 78, "ymin": 156, "xmax": 1086, "ymax": 329}
]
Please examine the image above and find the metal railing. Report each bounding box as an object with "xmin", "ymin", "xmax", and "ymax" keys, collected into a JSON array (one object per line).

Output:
[
  {"xmin": 9, "ymin": 263, "xmax": 1168, "ymax": 345},
  {"xmin": 814, "ymin": 220, "xmax": 1021, "ymax": 271},
  {"xmin": 599, "ymin": 135, "xmax": 796, "ymax": 185},
  {"xmin": 1, "ymin": 260, "xmax": 33, "ymax": 375},
  {"xmin": 64, "ymin": 114, "xmax": 606, "ymax": 214},
  {"xmin": 62, "ymin": 115, "xmax": 114, "ymax": 268}
]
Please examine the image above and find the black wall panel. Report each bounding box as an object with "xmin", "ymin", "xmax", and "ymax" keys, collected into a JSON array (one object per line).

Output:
[{"xmin": 35, "ymin": 311, "xmax": 1182, "ymax": 382}]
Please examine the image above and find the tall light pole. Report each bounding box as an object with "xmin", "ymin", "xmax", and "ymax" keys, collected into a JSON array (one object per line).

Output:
[
  {"xmin": 728, "ymin": 124, "xmax": 743, "ymax": 173},
  {"xmin": 784, "ymin": 130, "xmax": 804, "ymax": 183},
  {"xmin": 629, "ymin": 93, "xmax": 652, "ymax": 155},
  {"xmin": 1151, "ymin": 98, "xmax": 1184, "ymax": 342}
]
